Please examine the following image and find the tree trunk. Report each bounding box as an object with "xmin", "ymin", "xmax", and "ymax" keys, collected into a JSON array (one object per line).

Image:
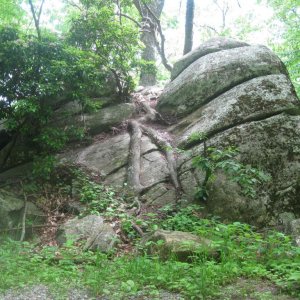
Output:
[
  {"xmin": 135, "ymin": 0, "xmax": 165, "ymax": 86},
  {"xmin": 183, "ymin": 0, "xmax": 195, "ymax": 55}
]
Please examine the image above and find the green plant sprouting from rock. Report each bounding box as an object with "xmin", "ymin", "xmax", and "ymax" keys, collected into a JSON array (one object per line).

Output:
[{"xmin": 191, "ymin": 140, "xmax": 271, "ymax": 201}]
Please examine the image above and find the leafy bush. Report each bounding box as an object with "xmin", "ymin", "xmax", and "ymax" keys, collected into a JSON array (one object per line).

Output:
[
  {"xmin": 67, "ymin": 1, "xmax": 142, "ymax": 98},
  {"xmin": 192, "ymin": 145, "xmax": 271, "ymax": 200},
  {"xmin": 0, "ymin": 27, "xmax": 102, "ymax": 166}
]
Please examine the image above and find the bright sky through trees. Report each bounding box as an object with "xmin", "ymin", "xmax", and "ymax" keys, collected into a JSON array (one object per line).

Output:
[{"xmin": 34, "ymin": 0, "xmax": 275, "ymax": 60}]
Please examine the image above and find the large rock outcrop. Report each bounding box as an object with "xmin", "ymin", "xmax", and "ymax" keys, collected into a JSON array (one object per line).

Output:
[
  {"xmin": 3, "ymin": 38, "xmax": 299, "ymax": 229},
  {"xmin": 157, "ymin": 43, "xmax": 288, "ymax": 118},
  {"xmin": 59, "ymin": 38, "xmax": 300, "ymax": 227},
  {"xmin": 167, "ymin": 39, "xmax": 300, "ymax": 225},
  {"xmin": 171, "ymin": 37, "xmax": 249, "ymax": 80}
]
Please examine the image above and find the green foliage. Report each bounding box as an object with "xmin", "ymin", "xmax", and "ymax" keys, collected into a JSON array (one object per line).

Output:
[
  {"xmin": 192, "ymin": 145, "xmax": 271, "ymax": 200},
  {"xmin": 32, "ymin": 155, "xmax": 57, "ymax": 181},
  {"xmin": 67, "ymin": 0, "xmax": 142, "ymax": 98},
  {"xmin": 0, "ymin": 26, "xmax": 102, "ymax": 165},
  {"xmin": 187, "ymin": 132, "xmax": 207, "ymax": 144},
  {"xmin": 264, "ymin": 0, "xmax": 300, "ymax": 97},
  {"xmin": 161, "ymin": 205, "xmax": 204, "ymax": 232},
  {"xmin": 79, "ymin": 178, "xmax": 118, "ymax": 214},
  {"xmin": 1, "ymin": 215, "xmax": 299, "ymax": 298},
  {"xmin": 0, "ymin": 0, "xmax": 25, "ymax": 26}
]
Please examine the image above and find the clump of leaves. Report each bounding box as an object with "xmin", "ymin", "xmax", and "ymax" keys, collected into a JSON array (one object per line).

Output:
[
  {"xmin": 192, "ymin": 145, "xmax": 271, "ymax": 200},
  {"xmin": 0, "ymin": 26, "xmax": 102, "ymax": 168}
]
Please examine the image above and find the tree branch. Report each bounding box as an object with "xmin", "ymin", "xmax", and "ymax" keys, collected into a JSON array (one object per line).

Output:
[
  {"xmin": 117, "ymin": 13, "xmax": 142, "ymax": 28},
  {"xmin": 28, "ymin": 0, "xmax": 45, "ymax": 40},
  {"xmin": 142, "ymin": 2, "xmax": 172, "ymax": 72}
]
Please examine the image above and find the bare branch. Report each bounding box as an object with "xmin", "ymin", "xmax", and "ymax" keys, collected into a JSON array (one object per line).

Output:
[
  {"xmin": 142, "ymin": 2, "xmax": 173, "ymax": 71},
  {"xmin": 198, "ymin": 25, "xmax": 220, "ymax": 35},
  {"xmin": 117, "ymin": 13, "xmax": 142, "ymax": 28},
  {"xmin": 28, "ymin": 0, "xmax": 45, "ymax": 40},
  {"xmin": 133, "ymin": 0, "xmax": 173, "ymax": 72}
]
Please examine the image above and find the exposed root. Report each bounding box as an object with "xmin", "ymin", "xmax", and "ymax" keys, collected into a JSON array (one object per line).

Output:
[
  {"xmin": 139, "ymin": 124, "xmax": 181, "ymax": 194},
  {"xmin": 131, "ymin": 222, "xmax": 144, "ymax": 237},
  {"xmin": 127, "ymin": 120, "xmax": 143, "ymax": 194},
  {"xmin": 139, "ymin": 100, "xmax": 169, "ymax": 124},
  {"xmin": 126, "ymin": 196, "xmax": 142, "ymax": 216},
  {"xmin": 132, "ymin": 88, "xmax": 170, "ymax": 125}
]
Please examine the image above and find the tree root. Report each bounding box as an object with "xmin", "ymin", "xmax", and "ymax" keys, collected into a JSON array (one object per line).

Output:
[
  {"xmin": 127, "ymin": 120, "xmax": 143, "ymax": 194},
  {"xmin": 139, "ymin": 100, "xmax": 169, "ymax": 124},
  {"xmin": 139, "ymin": 124, "xmax": 181, "ymax": 193},
  {"xmin": 127, "ymin": 100, "xmax": 181, "ymax": 214},
  {"xmin": 131, "ymin": 222, "xmax": 144, "ymax": 237}
]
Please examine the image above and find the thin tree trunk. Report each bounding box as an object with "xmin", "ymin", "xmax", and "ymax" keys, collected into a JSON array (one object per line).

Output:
[
  {"xmin": 28, "ymin": 0, "xmax": 45, "ymax": 41},
  {"xmin": 134, "ymin": 0, "xmax": 165, "ymax": 86},
  {"xmin": 183, "ymin": 0, "xmax": 195, "ymax": 55}
]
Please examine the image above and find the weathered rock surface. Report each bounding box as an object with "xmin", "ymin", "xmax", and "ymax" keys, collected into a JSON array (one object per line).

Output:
[
  {"xmin": 54, "ymin": 38, "xmax": 300, "ymax": 227},
  {"xmin": 3, "ymin": 37, "xmax": 298, "ymax": 229},
  {"xmin": 56, "ymin": 215, "xmax": 118, "ymax": 252},
  {"xmin": 83, "ymin": 103, "xmax": 135, "ymax": 135},
  {"xmin": 171, "ymin": 37, "xmax": 249, "ymax": 80},
  {"xmin": 157, "ymin": 45, "xmax": 288, "ymax": 117},
  {"xmin": 76, "ymin": 133, "xmax": 130, "ymax": 177},
  {"xmin": 171, "ymin": 74, "xmax": 299, "ymax": 146},
  {"xmin": 55, "ymin": 102, "xmax": 135, "ymax": 136},
  {"xmin": 280, "ymin": 213, "xmax": 300, "ymax": 247},
  {"xmin": 142, "ymin": 229, "xmax": 215, "ymax": 261},
  {"xmin": 179, "ymin": 113, "xmax": 300, "ymax": 225},
  {"xmin": 0, "ymin": 162, "xmax": 33, "ymax": 183},
  {"xmin": 61, "ymin": 133, "xmax": 173, "ymax": 197},
  {"xmin": 0, "ymin": 189, "xmax": 44, "ymax": 239},
  {"xmin": 289, "ymin": 219, "xmax": 300, "ymax": 247}
]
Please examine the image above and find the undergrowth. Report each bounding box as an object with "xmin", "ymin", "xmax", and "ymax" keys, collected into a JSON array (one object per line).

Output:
[{"xmin": 1, "ymin": 207, "xmax": 299, "ymax": 299}]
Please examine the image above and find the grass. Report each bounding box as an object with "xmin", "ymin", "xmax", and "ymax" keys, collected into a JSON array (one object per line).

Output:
[{"xmin": 0, "ymin": 207, "xmax": 299, "ymax": 299}]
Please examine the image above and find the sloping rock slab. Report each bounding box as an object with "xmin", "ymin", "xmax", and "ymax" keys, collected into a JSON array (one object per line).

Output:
[
  {"xmin": 157, "ymin": 45, "xmax": 287, "ymax": 118},
  {"xmin": 142, "ymin": 229, "xmax": 216, "ymax": 261},
  {"xmin": 140, "ymin": 151, "xmax": 169, "ymax": 187},
  {"xmin": 171, "ymin": 37, "xmax": 249, "ymax": 80},
  {"xmin": 77, "ymin": 133, "xmax": 130, "ymax": 177},
  {"xmin": 141, "ymin": 183, "xmax": 176, "ymax": 206},
  {"xmin": 56, "ymin": 215, "xmax": 118, "ymax": 252},
  {"xmin": 172, "ymin": 74, "xmax": 299, "ymax": 146},
  {"xmin": 84, "ymin": 103, "xmax": 135, "ymax": 135}
]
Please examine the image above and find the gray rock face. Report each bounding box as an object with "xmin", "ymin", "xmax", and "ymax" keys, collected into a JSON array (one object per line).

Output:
[
  {"xmin": 289, "ymin": 219, "xmax": 300, "ymax": 247},
  {"xmin": 77, "ymin": 133, "xmax": 130, "ymax": 177},
  {"xmin": 157, "ymin": 45, "xmax": 288, "ymax": 117},
  {"xmin": 172, "ymin": 74, "xmax": 299, "ymax": 146},
  {"xmin": 171, "ymin": 37, "xmax": 249, "ymax": 80},
  {"xmin": 141, "ymin": 230, "xmax": 215, "ymax": 261},
  {"xmin": 0, "ymin": 189, "xmax": 44, "ymax": 239},
  {"xmin": 62, "ymin": 133, "xmax": 174, "ymax": 198},
  {"xmin": 156, "ymin": 38, "xmax": 300, "ymax": 226},
  {"xmin": 57, "ymin": 38, "xmax": 299, "ymax": 227},
  {"xmin": 83, "ymin": 103, "xmax": 135, "ymax": 135},
  {"xmin": 179, "ymin": 114, "xmax": 300, "ymax": 225},
  {"xmin": 54, "ymin": 102, "xmax": 135, "ymax": 137},
  {"xmin": 57, "ymin": 215, "xmax": 118, "ymax": 252}
]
